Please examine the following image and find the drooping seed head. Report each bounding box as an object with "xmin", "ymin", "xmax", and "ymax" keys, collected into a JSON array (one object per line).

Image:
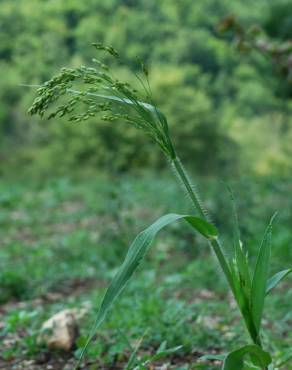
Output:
[{"xmin": 29, "ymin": 44, "xmax": 176, "ymax": 159}]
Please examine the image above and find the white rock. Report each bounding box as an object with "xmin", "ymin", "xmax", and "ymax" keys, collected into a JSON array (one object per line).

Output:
[{"xmin": 39, "ymin": 308, "xmax": 83, "ymax": 351}]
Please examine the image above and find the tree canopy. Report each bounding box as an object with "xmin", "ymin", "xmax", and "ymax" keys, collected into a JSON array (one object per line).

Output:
[{"xmin": 0, "ymin": 0, "xmax": 291, "ymax": 177}]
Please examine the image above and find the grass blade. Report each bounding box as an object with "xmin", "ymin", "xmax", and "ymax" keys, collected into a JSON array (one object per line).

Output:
[
  {"xmin": 226, "ymin": 185, "xmax": 252, "ymax": 294},
  {"xmin": 125, "ymin": 329, "xmax": 148, "ymax": 370},
  {"xmin": 200, "ymin": 354, "xmax": 226, "ymax": 362},
  {"xmin": 139, "ymin": 342, "xmax": 183, "ymax": 368},
  {"xmin": 229, "ymin": 263, "xmax": 255, "ymax": 341},
  {"xmin": 222, "ymin": 185, "xmax": 259, "ymax": 343},
  {"xmin": 74, "ymin": 213, "xmax": 216, "ymax": 369},
  {"xmin": 23, "ymin": 84, "xmax": 166, "ymax": 123},
  {"xmin": 266, "ymin": 268, "xmax": 292, "ymax": 295},
  {"xmin": 251, "ymin": 214, "xmax": 277, "ymax": 333},
  {"xmin": 67, "ymin": 89, "xmax": 161, "ymax": 115}
]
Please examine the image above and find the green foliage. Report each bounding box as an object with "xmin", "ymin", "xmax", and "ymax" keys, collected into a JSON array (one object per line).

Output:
[
  {"xmin": 251, "ymin": 216, "xmax": 275, "ymax": 334},
  {"xmin": 0, "ymin": 0, "xmax": 291, "ymax": 176},
  {"xmin": 266, "ymin": 268, "xmax": 292, "ymax": 294},
  {"xmin": 0, "ymin": 270, "xmax": 29, "ymax": 304},
  {"xmin": 74, "ymin": 213, "xmax": 216, "ymax": 368},
  {"xmin": 1, "ymin": 175, "xmax": 291, "ymax": 368},
  {"xmin": 264, "ymin": 1, "xmax": 292, "ymax": 39},
  {"xmin": 223, "ymin": 345, "xmax": 271, "ymax": 370}
]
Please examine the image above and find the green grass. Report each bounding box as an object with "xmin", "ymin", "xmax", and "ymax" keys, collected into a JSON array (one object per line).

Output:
[{"xmin": 0, "ymin": 174, "xmax": 291, "ymax": 368}]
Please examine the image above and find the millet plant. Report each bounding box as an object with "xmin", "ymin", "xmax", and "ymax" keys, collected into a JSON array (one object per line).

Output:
[{"xmin": 29, "ymin": 44, "xmax": 291, "ymax": 370}]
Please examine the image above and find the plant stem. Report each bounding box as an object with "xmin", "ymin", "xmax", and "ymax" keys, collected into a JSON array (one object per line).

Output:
[
  {"xmin": 171, "ymin": 156, "xmax": 265, "ymax": 351},
  {"xmin": 171, "ymin": 157, "xmax": 234, "ymax": 287},
  {"xmin": 171, "ymin": 157, "xmax": 206, "ymax": 219}
]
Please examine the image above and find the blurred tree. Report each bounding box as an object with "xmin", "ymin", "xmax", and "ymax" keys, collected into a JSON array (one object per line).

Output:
[
  {"xmin": 264, "ymin": 0, "xmax": 292, "ymax": 39},
  {"xmin": 0, "ymin": 0, "xmax": 291, "ymax": 177}
]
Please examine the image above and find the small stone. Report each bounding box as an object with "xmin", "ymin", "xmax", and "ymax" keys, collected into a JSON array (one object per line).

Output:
[{"xmin": 38, "ymin": 309, "xmax": 82, "ymax": 351}]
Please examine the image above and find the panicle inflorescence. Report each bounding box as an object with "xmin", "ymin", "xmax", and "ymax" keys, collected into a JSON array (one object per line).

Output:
[
  {"xmin": 29, "ymin": 43, "xmax": 176, "ymax": 159},
  {"xmin": 91, "ymin": 42, "xmax": 119, "ymax": 58}
]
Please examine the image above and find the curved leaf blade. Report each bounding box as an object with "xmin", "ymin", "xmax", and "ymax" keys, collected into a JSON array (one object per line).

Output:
[
  {"xmin": 91, "ymin": 214, "xmax": 186, "ymax": 326},
  {"xmin": 23, "ymin": 84, "xmax": 168, "ymax": 127},
  {"xmin": 66, "ymin": 88, "xmax": 167, "ymax": 119},
  {"xmin": 251, "ymin": 214, "xmax": 276, "ymax": 332},
  {"xmin": 75, "ymin": 213, "xmax": 215, "ymax": 368},
  {"xmin": 225, "ymin": 183, "xmax": 251, "ymax": 294},
  {"xmin": 266, "ymin": 268, "xmax": 292, "ymax": 295},
  {"xmin": 200, "ymin": 354, "xmax": 226, "ymax": 362},
  {"xmin": 223, "ymin": 345, "xmax": 272, "ymax": 370}
]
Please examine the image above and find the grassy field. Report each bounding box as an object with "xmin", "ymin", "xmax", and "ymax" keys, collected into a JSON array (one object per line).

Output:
[{"xmin": 0, "ymin": 174, "xmax": 291, "ymax": 369}]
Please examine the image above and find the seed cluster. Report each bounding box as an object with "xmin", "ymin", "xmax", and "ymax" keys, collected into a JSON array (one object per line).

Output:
[{"xmin": 29, "ymin": 44, "xmax": 176, "ymax": 159}]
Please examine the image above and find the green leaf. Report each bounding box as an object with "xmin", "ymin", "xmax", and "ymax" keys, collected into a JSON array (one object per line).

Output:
[
  {"xmin": 142, "ymin": 342, "xmax": 183, "ymax": 364},
  {"xmin": 226, "ymin": 187, "xmax": 253, "ymax": 337},
  {"xmin": 251, "ymin": 214, "xmax": 276, "ymax": 332},
  {"xmin": 185, "ymin": 216, "xmax": 218, "ymax": 239},
  {"xmin": 200, "ymin": 354, "xmax": 226, "ymax": 362},
  {"xmin": 74, "ymin": 213, "xmax": 215, "ymax": 369},
  {"xmin": 235, "ymin": 240, "xmax": 251, "ymax": 293},
  {"xmin": 225, "ymin": 184, "xmax": 251, "ymax": 294},
  {"xmin": 229, "ymin": 262, "xmax": 259, "ymax": 343},
  {"xmin": 276, "ymin": 348, "xmax": 292, "ymax": 368},
  {"xmin": 223, "ymin": 345, "xmax": 272, "ymax": 370},
  {"xmin": 125, "ymin": 329, "xmax": 148, "ymax": 370},
  {"xmin": 222, "ymin": 185, "xmax": 254, "ymax": 340},
  {"xmin": 67, "ymin": 88, "xmax": 164, "ymax": 118},
  {"xmin": 266, "ymin": 268, "xmax": 292, "ymax": 295}
]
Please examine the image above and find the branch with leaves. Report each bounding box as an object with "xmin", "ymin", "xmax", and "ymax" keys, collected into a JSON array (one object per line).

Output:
[{"xmin": 217, "ymin": 14, "xmax": 292, "ymax": 84}]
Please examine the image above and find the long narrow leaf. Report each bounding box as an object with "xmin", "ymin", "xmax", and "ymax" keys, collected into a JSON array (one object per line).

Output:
[
  {"xmin": 74, "ymin": 213, "xmax": 216, "ymax": 369},
  {"xmin": 251, "ymin": 214, "xmax": 277, "ymax": 332},
  {"xmin": 225, "ymin": 184, "xmax": 251, "ymax": 294},
  {"xmin": 276, "ymin": 348, "xmax": 292, "ymax": 368},
  {"xmin": 229, "ymin": 262, "xmax": 259, "ymax": 344},
  {"xmin": 226, "ymin": 186, "xmax": 253, "ymax": 339},
  {"xmin": 200, "ymin": 354, "xmax": 226, "ymax": 362},
  {"xmin": 266, "ymin": 268, "xmax": 292, "ymax": 295},
  {"xmin": 67, "ymin": 89, "xmax": 160, "ymax": 115},
  {"xmin": 22, "ymin": 84, "xmax": 166, "ymax": 121},
  {"xmin": 140, "ymin": 342, "xmax": 183, "ymax": 368},
  {"xmin": 125, "ymin": 329, "xmax": 148, "ymax": 370}
]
